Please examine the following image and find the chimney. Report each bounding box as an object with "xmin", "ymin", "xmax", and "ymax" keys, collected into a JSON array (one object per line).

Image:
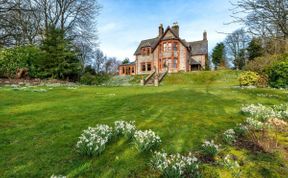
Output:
[
  {"xmin": 159, "ymin": 24, "xmax": 164, "ymax": 37},
  {"xmin": 203, "ymin": 30, "xmax": 207, "ymax": 41},
  {"xmin": 172, "ymin": 22, "xmax": 179, "ymax": 36}
]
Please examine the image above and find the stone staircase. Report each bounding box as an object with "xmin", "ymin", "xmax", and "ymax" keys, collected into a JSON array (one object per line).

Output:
[{"xmin": 141, "ymin": 67, "xmax": 168, "ymax": 86}]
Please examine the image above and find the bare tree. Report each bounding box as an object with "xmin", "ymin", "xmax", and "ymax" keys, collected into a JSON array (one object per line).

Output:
[
  {"xmin": 0, "ymin": 0, "xmax": 101, "ymax": 47},
  {"xmin": 104, "ymin": 57, "xmax": 121, "ymax": 74},
  {"xmin": 231, "ymin": 0, "xmax": 288, "ymax": 39},
  {"xmin": 224, "ymin": 28, "xmax": 250, "ymax": 69},
  {"xmin": 93, "ymin": 49, "xmax": 105, "ymax": 73}
]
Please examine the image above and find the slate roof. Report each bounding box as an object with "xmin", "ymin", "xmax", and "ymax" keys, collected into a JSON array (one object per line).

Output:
[
  {"xmin": 134, "ymin": 27, "xmax": 208, "ymax": 56},
  {"xmin": 119, "ymin": 62, "xmax": 135, "ymax": 66},
  {"xmin": 188, "ymin": 40, "xmax": 208, "ymax": 56},
  {"xmin": 134, "ymin": 37, "xmax": 159, "ymax": 55}
]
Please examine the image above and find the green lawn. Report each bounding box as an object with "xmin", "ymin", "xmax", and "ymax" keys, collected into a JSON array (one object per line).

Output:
[{"xmin": 0, "ymin": 70, "xmax": 287, "ymax": 177}]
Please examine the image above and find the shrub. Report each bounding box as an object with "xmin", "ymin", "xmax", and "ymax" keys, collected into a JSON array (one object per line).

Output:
[
  {"xmin": 245, "ymin": 54, "xmax": 288, "ymax": 74},
  {"xmin": 266, "ymin": 61, "xmax": 288, "ymax": 88},
  {"xmin": 133, "ymin": 130, "xmax": 161, "ymax": 152},
  {"xmin": 151, "ymin": 151, "xmax": 200, "ymax": 178},
  {"xmin": 238, "ymin": 71, "xmax": 260, "ymax": 86},
  {"xmin": 114, "ymin": 120, "xmax": 136, "ymax": 139},
  {"xmin": 223, "ymin": 129, "xmax": 236, "ymax": 145},
  {"xmin": 244, "ymin": 118, "xmax": 277, "ymax": 152},
  {"xmin": 76, "ymin": 125, "xmax": 113, "ymax": 156},
  {"xmin": 80, "ymin": 73, "xmax": 95, "ymax": 85},
  {"xmin": 0, "ymin": 45, "xmax": 43, "ymax": 78},
  {"xmin": 80, "ymin": 73, "xmax": 110, "ymax": 85},
  {"xmin": 201, "ymin": 140, "xmax": 220, "ymax": 158}
]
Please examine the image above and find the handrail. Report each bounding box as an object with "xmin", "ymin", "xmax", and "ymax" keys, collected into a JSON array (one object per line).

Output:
[
  {"xmin": 159, "ymin": 67, "xmax": 168, "ymax": 82},
  {"xmin": 144, "ymin": 70, "xmax": 155, "ymax": 83},
  {"xmin": 140, "ymin": 67, "xmax": 156, "ymax": 85}
]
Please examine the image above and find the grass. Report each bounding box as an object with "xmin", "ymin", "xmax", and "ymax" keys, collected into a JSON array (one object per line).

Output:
[{"xmin": 0, "ymin": 70, "xmax": 287, "ymax": 177}]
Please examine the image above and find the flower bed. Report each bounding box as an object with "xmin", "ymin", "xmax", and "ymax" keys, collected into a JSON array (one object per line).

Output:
[
  {"xmin": 76, "ymin": 125, "xmax": 113, "ymax": 156},
  {"xmin": 114, "ymin": 120, "xmax": 136, "ymax": 139},
  {"xmin": 133, "ymin": 130, "xmax": 161, "ymax": 152},
  {"xmin": 151, "ymin": 151, "xmax": 199, "ymax": 178}
]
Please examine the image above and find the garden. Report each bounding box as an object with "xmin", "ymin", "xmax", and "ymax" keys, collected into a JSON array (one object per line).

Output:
[{"xmin": 0, "ymin": 70, "xmax": 287, "ymax": 177}]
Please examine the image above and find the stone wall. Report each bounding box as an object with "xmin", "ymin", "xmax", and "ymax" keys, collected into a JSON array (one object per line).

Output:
[
  {"xmin": 178, "ymin": 43, "xmax": 188, "ymax": 72},
  {"xmin": 136, "ymin": 54, "xmax": 154, "ymax": 75}
]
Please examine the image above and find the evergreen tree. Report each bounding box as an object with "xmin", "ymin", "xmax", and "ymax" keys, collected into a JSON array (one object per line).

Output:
[
  {"xmin": 212, "ymin": 43, "xmax": 225, "ymax": 70},
  {"xmin": 122, "ymin": 58, "xmax": 130, "ymax": 64},
  {"xmin": 247, "ymin": 38, "xmax": 263, "ymax": 60},
  {"xmin": 40, "ymin": 26, "xmax": 81, "ymax": 80}
]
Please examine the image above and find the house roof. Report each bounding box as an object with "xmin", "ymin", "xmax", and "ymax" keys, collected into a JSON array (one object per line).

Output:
[
  {"xmin": 134, "ymin": 37, "xmax": 159, "ymax": 55},
  {"xmin": 188, "ymin": 40, "xmax": 208, "ymax": 55},
  {"xmin": 119, "ymin": 62, "xmax": 135, "ymax": 66},
  {"xmin": 134, "ymin": 26, "xmax": 208, "ymax": 56}
]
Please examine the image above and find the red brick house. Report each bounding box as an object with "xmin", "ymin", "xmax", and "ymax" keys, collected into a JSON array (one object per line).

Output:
[{"xmin": 119, "ymin": 23, "xmax": 208, "ymax": 75}]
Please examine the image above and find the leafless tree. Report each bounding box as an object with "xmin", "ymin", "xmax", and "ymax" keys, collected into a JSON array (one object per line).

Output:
[
  {"xmin": 0, "ymin": 0, "xmax": 101, "ymax": 49},
  {"xmin": 231, "ymin": 0, "xmax": 288, "ymax": 39},
  {"xmin": 104, "ymin": 57, "xmax": 121, "ymax": 74},
  {"xmin": 93, "ymin": 49, "xmax": 105, "ymax": 73},
  {"xmin": 224, "ymin": 28, "xmax": 250, "ymax": 69}
]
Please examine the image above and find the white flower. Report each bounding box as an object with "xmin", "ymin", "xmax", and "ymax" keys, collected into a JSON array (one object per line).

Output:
[
  {"xmin": 133, "ymin": 130, "xmax": 161, "ymax": 152},
  {"xmin": 76, "ymin": 124, "xmax": 112, "ymax": 156},
  {"xmin": 151, "ymin": 151, "xmax": 199, "ymax": 177}
]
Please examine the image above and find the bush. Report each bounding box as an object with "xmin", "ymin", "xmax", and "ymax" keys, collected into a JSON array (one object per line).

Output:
[
  {"xmin": 245, "ymin": 54, "xmax": 288, "ymax": 74},
  {"xmin": 76, "ymin": 125, "xmax": 113, "ymax": 156},
  {"xmin": 80, "ymin": 73, "xmax": 110, "ymax": 85},
  {"xmin": 151, "ymin": 151, "xmax": 200, "ymax": 178},
  {"xmin": 266, "ymin": 61, "xmax": 288, "ymax": 88},
  {"xmin": 238, "ymin": 71, "xmax": 260, "ymax": 86},
  {"xmin": 133, "ymin": 130, "xmax": 161, "ymax": 152},
  {"xmin": 201, "ymin": 140, "xmax": 220, "ymax": 158},
  {"xmin": 0, "ymin": 45, "xmax": 43, "ymax": 78},
  {"xmin": 80, "ymin": 73, "xmax": 95, "ymax": 85}
]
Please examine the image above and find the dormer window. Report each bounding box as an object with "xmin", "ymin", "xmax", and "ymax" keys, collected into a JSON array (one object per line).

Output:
[{"xmin": 141, "ymin": 47, "xmax": 151, "ymax": 56}]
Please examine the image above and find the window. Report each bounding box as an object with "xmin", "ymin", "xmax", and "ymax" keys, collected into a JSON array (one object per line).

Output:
[
  {"xmin": 163, "ymin": 43, "xmax": 167, "ymax": 51},
  {"xmin": 173, "ymin": 59, "xmax": 177, "ymax": 68},
  {"xmin": 168, "ymin": 43, "xmax": 172, "ymax": 50},
  {"xmin": 141, "ymin": 63, "xmax": 146, "ymax": 71},
  {"xmin": 147, "ymin": 63, "xmax": 152, "ymax": 71},
  {"xmin": 173, "ymin": 43, "xmax": 178, "ymax": 51},
  {"xmin": 122, "ymin": 67, "xmax": 125, "ymax": 74},
  {"xmin": 132, "ymin": 67, "xmax": 134, "ymax": 73}
]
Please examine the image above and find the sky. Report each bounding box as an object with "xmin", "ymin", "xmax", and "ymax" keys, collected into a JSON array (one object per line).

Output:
[{"xmin": 97, "ymin": 0, "xmax": 240, "ymax": 61}]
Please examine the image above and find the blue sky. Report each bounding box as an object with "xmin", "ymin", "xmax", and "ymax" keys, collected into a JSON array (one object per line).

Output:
[{"xmin": 97, "ymin": 0, "xmax": 240, "ymax": 60}]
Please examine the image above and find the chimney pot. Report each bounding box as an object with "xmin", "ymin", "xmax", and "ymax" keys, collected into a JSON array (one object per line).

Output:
[
  {"xmin": 203, "ymin": 30, "xmax": 207, "ymax": 40},
  {"xmin": 172, "ymin": 22, "xmax": 179, "ymax": 36},
  {"xmin": 159, "ymin": 24, "xmax": 164, "ymax": 37}
]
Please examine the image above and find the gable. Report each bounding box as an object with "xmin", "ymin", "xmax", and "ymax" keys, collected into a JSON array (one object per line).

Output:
[
  {"xmin": 163, "ymin": 30, "xmax": 176, "ymax": 39},
  {"xmin": 151, "ymin": 27, "xmax": 189, "ymax": 52}
]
